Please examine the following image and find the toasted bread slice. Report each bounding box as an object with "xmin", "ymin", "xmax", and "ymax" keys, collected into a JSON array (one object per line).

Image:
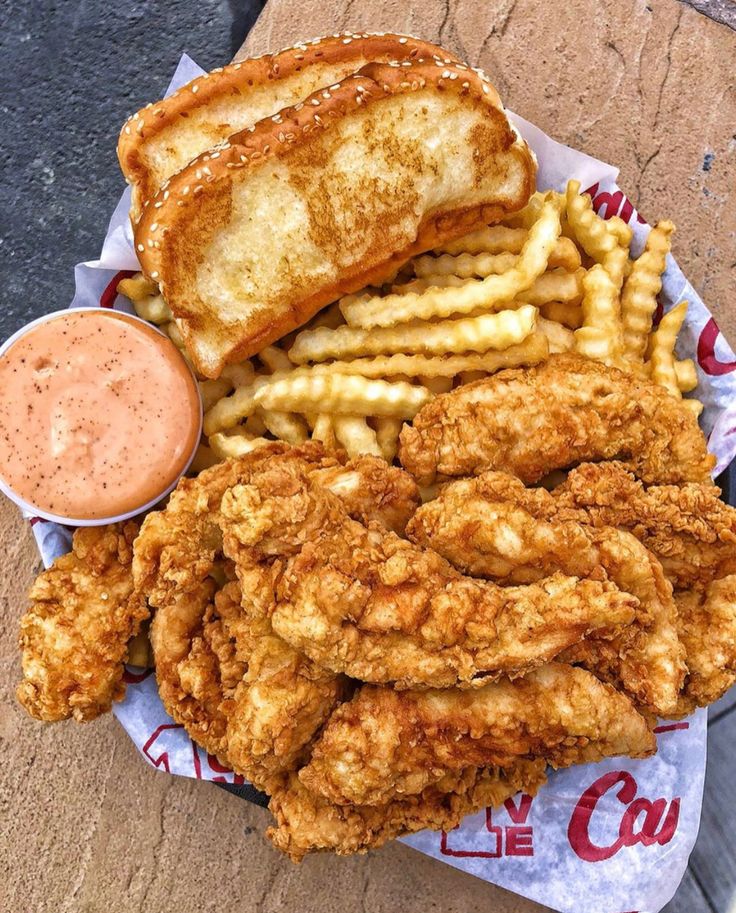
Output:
[
  {"xmin": 135, "ymin": 61, "xmax": 536, "ymax": 378},
  {"xmin": 118, "ymin": 33, "xmax": 459, "ymax": 221}
]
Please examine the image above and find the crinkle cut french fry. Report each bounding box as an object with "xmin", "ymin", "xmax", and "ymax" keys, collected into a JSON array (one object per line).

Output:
[
  {"xmin": 621, "ymin": 221, "xmax": 675, "ymax": 362},
  {"xmin": 118, "ymin": 273, "xmax": 172, "ymax": 324},
  {"xmin": 222, "ymin": 361, "xmax": 255, "ymax": 387},
  {"xmin": 413, "ymin": 237, "xmax": 581, "ymax": 281},
  {"xmin": 435, "ymin": 225, "xmax": 528, "ymax": 256},
  {"xmin": 204, "ymin": 372, "xmax": 289, "ymax": 435},
  {"xmin": 254, "ymin": 374, "xmax": 433, "ymax": 419},
  {"xmin": 375, "ymin": 417, "xmax": 403, "ymax": 463},
  {"xmin": 574, "ymin": 264, "xmax": 623, "ymax": 365},
  {"xmin": 518, "ymin": 268, "xmax": 584, "ymax": 306},
  {"xmin": 332, "ymin": 416, "xmax": 383, "ymax": 458},
  {"xmin": 209, "ymin": 429, "xmax": 272, "ymax": 459},
  {"xmin": 607, "ymin": 216, "xmax": 634, "ymax": 249},
  {"xmin": 287, "ymin": 332, "xmax": 549, "ymax": 380},
  {"xmin": 603, "ymin": 246, "xmax": 629, "ymax": 292},
  {"xmin": 648, "ymin": 301, "xmax": 688, "ymax": 397},
  {"xmin": 565, "ymin": 180, "xmax": 620, "ymax": 263},
  {"xmin": 311, "ymin": 414, "xmax": 337, "ymax": 448},
  {"xmin": 131, "ymin": 292, "xmax": 172, "ymax": 325},
  {"xmin": 189, "ymin": 442, "xmax": 220, "ymax": 472},
  {"xmin": 245, "ymin": 412, "xmax": 268, "ymax": 436},
  {"xmin": 419, "ymin": 375, "xmax": 454, "ymax": 394},
  {"xmin": 675, "ymin": 358, "xmax": 698, "ymax": 393},
  {"xmin": 538, "ymin": 317, "xmax": 575, "ymax": 353},
  {"xmin": 413, "ymin": 251, "xmax": 517, "ymax": 279},
  {"xmin": 118, "ymin": 272, "xmax": 158, "ymax": 302},
  {"xmin": 258, "ymin": 345, "xmax": 294, "ymax": 372},
  {"xmin": 289, "ymin": 305, "xmax": 537, "ymax": 364},
  {"xmin": 199, "ymin": 377, "xmax": 232, "ymax": 413},
  {"xmin": 127, "ymin": 625, "xmax": 153, "ymax": 668},
  {"xmin": 683, "ymin": 398, "xmax": 704, "ymax": 418},
  {"xmin": 340, "ymin": 198, "xmax": 563, "ymax": 328},
  {"xmin": 540, "ymin": 301, "xmax": 583, "ymax": 329},
  {"xmin": 258, "ymin": 409, "xmax": 309, "ymax": 445}
]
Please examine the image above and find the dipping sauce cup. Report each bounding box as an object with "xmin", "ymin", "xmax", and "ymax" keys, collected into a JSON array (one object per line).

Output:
[{"xmin": 0, "ymin": 307, "xmax": 202, "ymax": 525}]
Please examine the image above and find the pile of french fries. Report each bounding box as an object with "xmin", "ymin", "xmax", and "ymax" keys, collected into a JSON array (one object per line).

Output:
[{"xmin": 119, "ymin": 179, "xmax": 699, "ymax": 469}]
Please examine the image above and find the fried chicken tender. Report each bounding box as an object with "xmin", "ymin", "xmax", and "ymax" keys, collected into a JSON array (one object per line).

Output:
[
  {"xmin": 299, "ymin": 664, "xmax": 656, "ymax": 806},
  {"xmin": 398, "ymin": 353, "xmax": 715, "ymax": 486},
  {"xmin": 221, "ymin": 463, "xmax": 637, "ymax": 688},
  {"xmin": 18, "ymin": 522, "xmax": 147, "ymax": 722},
  {"xmin": 142, "ymin": 443, "xmax": 416, "ymax": 783},
  {"xmin": 408, "ymin": 473, "xmax": 684, "ymax": 715},
  {"xmin": 674, "ymin": 575, "xmax": 736, "ymax": 716},
  {"xmin": 554, "ymin": 462, "xmax": 736, "ymax": 590},
  {"xmin": 268, "ymin": 760, "xmax": 548, "ymax": 861}
]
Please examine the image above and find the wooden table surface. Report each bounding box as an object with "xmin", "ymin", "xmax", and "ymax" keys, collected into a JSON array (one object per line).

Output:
[{"xmin": 2, "ymin": 2, "xmax": 735, "ymax": 912}]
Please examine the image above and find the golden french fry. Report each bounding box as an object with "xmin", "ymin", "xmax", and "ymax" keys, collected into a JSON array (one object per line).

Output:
[
  {"xmin": 189, "ymin": 442, "xmax": 220, "ymax": 473},
  {"xmin": 683, "ymin": 398, "xmax": 704, "ymax": 418},
  {"xmin": 414, "ymin": 237, "xmax": 581, "ymax": 281},
  {"xmin": 199, "ymin": 377, "xmax": 232, "ymax": 413},
  {"xmin": 540, "ymin": 301, "xmax": 583, "ymax": 329},
  {"xmin": 340, "ymin": 198, "xmax": 563, "ymax": 328},
  {"xmin": 435, "ymin": 226, "xmax": 528, "ymax": 256},
  {"xmin": 332, "ymin": 416, "xmax": 383, "ymax": 459},
  {"xmin": 648, "ymin": 301, "xmax": 688, "ymax": 397},
  {"xmin": 164, "ymin": 320, "xmax": 185, "ymax": 349},
  {"xmin": 127, "ymin": 625, "xmax": 153, "ymax": 668},
  {"xmin": 221, "ymin": 361, "xmax": 255, "ymax": 387},
  {"xmin": 621, "ymin": 221, "xmax": 675, "ymax": 362},
  {"xmin": 203, "ymin": 372, "xmax": 289, "ymax": 435},
  {"xmin": 517, "ymin": 268, "xmax": 584, "ymax": 306},
  {"xmin": 118, "ymin": 273, "xmax": 172, "ymax": 325},
  {"xmin": 412, "ymin": 251, "xmax": 517, "ymax": 279},
  {"xmin": 574, "ymin": 264, "xmax": 623, "ymax": 365},
  {"xmin": 459, "ymin": 370, "xmax": 486, "ymax": 384},
  {"xmin": 289, "ymin": 305, "xmax": 537, "ymax": 364},
  {"xmin": 258, "ymin": 409, "xmax": 309, "ymax": 445},
  {"xmin": 245, "ymin": 412, "xmax": 268, "ymax": 436},
  {"xmin": 419, "ymin": 375, "xmax": 454, "ymax": 394},
  {"xmin": 209, "ymin": 429, "xmax": 271, "ymax": 459},
  {"xmin": 675, "ymin": 358, "xmax": 698, "ymax": 393},
  {"xmin": 286, "ymin": 332, "xmax": 549, "ymax": 380},
  {"xmin": 118, "ymin": 272, "xmax": 158, "ymax": 301},
  {"xmin": 538, "ymin": 317, "xmax": 575, "ymax": 353},
  {"xmin": 258, "ymin": 345, "xmax": 294, "ymax": 372},
  {"xmin": 375, "ymin": 417, "xmax": 403, "ymax": 463},
  {"xmin": 505, "ymin": 190, "xmax": 554, "ymax": 229},
  {"xmin": 607, "ymin": 215, "xmax": 633, "ymax": 249},
  {"xmin": 603, "ymin": 246, "xmax": 629, "ymax": 292},
  {"xmin": 311, "ymin": 414, "xmax": 337, "ymax": 449},
  {"xmin": 254, "ymin": 374, "xmax": 433, "ymax": 419},
  {"xmin": 565, "ymin": 180, "xmax": 620, "ymax": 263},
  {"xmin": 391, "ymin": 274, "xmax": 472, "ymax": 295}
]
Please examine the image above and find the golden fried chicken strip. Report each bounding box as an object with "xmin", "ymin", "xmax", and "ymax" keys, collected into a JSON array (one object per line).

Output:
[
  {"xmin": 408, "ymin": 473, "xmax": 685, "ymax": 715},
  {"xmin": 142, "ymin": 444, "xmax": 413, "ymax": 781},
  {"xmin": 398, "ymin": 353, "xmax": 715, "ymax": 486},
  {"xmin": 221, "ymin": 465, "xmax": 637, "ymax": 688},
  {"xmin": 554, "ymin": 462, "xmax": 736, "ymax": 590},
  {"xmin": 18, "ymin": 522, "xmax": 147, "ymax": 722},
  {"xmin": 268, "ymin": 760, "xmax": 547, "ymax": 861},
  {"xmin": 300, "ymin": 664, "xmax": 656, "ymax": 806},
  {"xmin": 674, "ymin": 575, "xmax": 736, "ymax": 716}
]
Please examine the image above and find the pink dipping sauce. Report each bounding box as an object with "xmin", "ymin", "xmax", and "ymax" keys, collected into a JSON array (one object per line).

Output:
[{"xmin": 0, "ymin": 309, "xmax": 201, "ymax": 521}]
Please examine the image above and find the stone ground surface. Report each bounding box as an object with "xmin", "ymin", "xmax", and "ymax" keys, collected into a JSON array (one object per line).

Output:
[{"xmin": 1, "ymin": 1, "xmax": 736, "ymax": 912}]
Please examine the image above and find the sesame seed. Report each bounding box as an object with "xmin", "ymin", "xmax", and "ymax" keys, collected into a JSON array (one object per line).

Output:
[
  {"xmin": 154, "ymin": 201, "xmax": 163, "ymax": 208},
  {"xmin": 151, "ymin": 271, "xmax": 159, "ymax": 279},
  {"xmin": 310, "ymin": 98, "xmax": 320, "ymax": 106},
  {"xmin": 124, "ymin": 126, "xmax": 131, "ymax": 135},
  {"xmin": 137, "ymin": 244, "xmax": 144, "ymax": 252},
  {"xmin": 322, "ymin": 91, "xmax": 331, "ymax": 98},
  {"xmin": 210, "ymin": 151, "xmax": 221, "ymax": 159},
  {"xmin": 150, "ymin": 222, "xmax": 158, "ymax": 231},
  {"xmin": 191, "ymin": 84, "xmax": 199, "ymax": 93},
  {"xmin": 329, "ymin": 84, "xmax": 340, "ymax": 90},
  {"xmin": 399, "ymin": 37, "xmax": 407, "ymax": 43}
]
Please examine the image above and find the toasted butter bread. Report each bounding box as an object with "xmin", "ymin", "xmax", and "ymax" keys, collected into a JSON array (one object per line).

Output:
[
  {"xmin": 118, "ymin": 33, "xmax": 460, "ymax": 221},
  {"xmin": 135, "ymin": 61, "xmax": 536, "ymax": 378}
]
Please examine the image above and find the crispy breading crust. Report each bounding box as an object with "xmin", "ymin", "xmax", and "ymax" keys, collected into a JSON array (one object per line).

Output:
[
  {"xmin": 399, "ymin": 353, "xmax": 716, "ymax": 486},
  {"xmin": 18, "ymin": 523, "xmax": 147, "ymax": 722},
  {"xmin": 299, "ymin": 665, "xmax": 656, "ymax": 806},
  {"xmin": 135, "ymin": 60, "xmax": 535, "ymax": 377},
  {"xmin": 407, "ymin": 472, "xmax": 685, "ymax": 716},
  {"xmin": 118, "ymin": 33, "xmax": 461, "ymax": 219},
  {"xmin": 267, "ymin": 761, "xmax": 547, "ymax": 861}
]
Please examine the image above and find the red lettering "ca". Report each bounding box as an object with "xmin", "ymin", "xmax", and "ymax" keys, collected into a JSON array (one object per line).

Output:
[{"xmin": 567, "ymin": 771, "xmax": 680, "ymax": 862}]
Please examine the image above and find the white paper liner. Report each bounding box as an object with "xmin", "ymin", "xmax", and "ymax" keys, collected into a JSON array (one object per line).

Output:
[{"xmin": 24, "ymin": 53, "xmax": 736, "ymax": 913}]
